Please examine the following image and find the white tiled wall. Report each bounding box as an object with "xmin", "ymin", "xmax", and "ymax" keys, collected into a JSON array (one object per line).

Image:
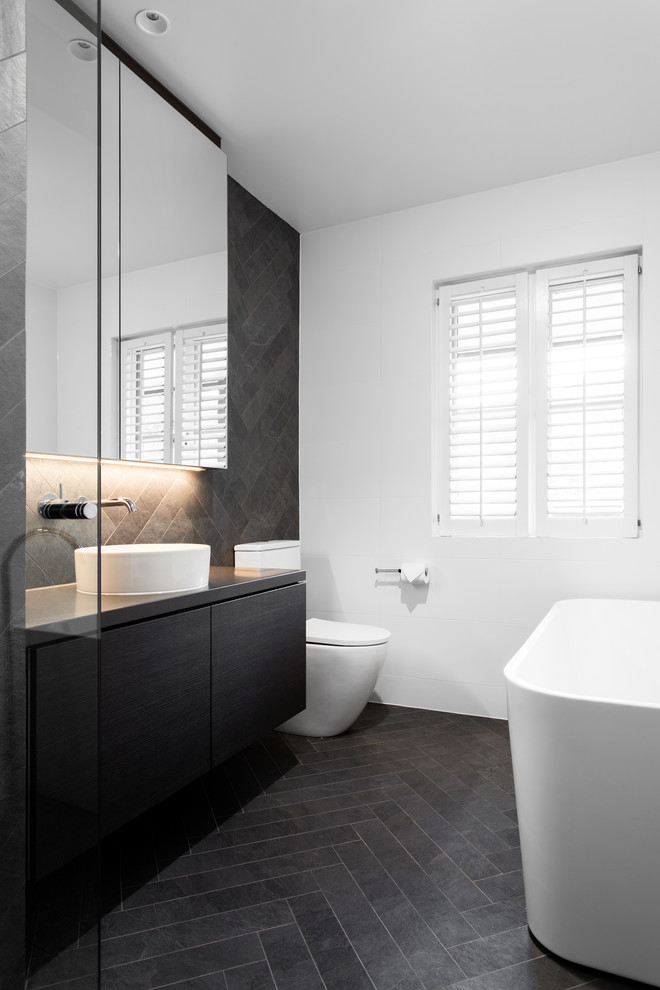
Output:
[{"xmin": 300, "ymin": 152, "xmax": 660, "ymax": 719}]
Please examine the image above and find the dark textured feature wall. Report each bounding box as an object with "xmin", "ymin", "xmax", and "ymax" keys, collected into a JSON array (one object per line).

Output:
[
  {"xmin": 211, "ymin": 176, "xmax": 300, "ymax": 560},
  {"xmin": 0, "ymin": 0, "xmax": 27, "ymax": 983},
  {"xmin": 26, "ymin": 177, "xmax": 300, "ymax": 586}
]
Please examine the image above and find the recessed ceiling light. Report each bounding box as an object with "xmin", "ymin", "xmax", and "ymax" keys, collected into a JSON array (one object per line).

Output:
[
  {"xmin": 135, "ymin": 9, "xmax": 170, "ymax": 35},
  {"xmin": 67, "ymin": 38, "xmax": 98, "ymax": 61}
]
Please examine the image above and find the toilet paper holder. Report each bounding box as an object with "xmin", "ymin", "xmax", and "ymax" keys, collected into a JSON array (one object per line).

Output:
[{"xmin": 375, "ymin": 565, "xmax": 429, "ymax": 579}]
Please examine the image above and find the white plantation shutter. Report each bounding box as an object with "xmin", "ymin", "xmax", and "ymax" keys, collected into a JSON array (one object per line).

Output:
[
  {"xmin": 534, "ymin": 255, "xmax": 638, "ymax": 537},
  {"xmin": 121, "ymin": 332, "xmax": 173, "ymax": 462},
  {"xmin": 435, "ymin": 256, "xmax": 638, "ymax": 539},
  {"xmin": 175, "ymin": 323, "xmax": 228, "ymax": 468},
  {"xmin": 436, "ymin": 274, "xmax": 528, "ymax": 535}
]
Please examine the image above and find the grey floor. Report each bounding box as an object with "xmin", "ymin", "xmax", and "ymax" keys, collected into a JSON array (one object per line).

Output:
[{"xmin": 31, "ymin": 704, "xmax": 651, "ymax": 989}]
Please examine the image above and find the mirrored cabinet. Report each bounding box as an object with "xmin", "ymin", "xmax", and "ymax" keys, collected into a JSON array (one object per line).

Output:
[{"xmin": 26, "ymin": 0, "xmax": 228, "ymax": 468}]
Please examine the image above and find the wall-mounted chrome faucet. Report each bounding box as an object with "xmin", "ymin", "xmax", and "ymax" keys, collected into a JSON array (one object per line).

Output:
[
  {"xmin": 38, "ymin": 492, "xmax": 138, "ymax": 520},
  {"xmin": 98, "ymin": 497, "xmax": 138, "ymax": 513}
]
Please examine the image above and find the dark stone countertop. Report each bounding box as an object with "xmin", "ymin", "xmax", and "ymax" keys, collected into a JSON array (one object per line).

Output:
[{"xmin": 26, "ymin": 566, "xmax": 306, "ymax": 647}]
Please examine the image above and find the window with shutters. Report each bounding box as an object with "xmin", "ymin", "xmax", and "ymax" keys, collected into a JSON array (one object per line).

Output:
[
  {"xmin": 121, "ymin": 320, "xmax": 228, "ymax": 468},
  {"xmin": 534, "ymin": 256, "xmax": 638, "ymax": 537},
  {"xmin": 435, "ymin": 274, "xmax": 529, "ymax": 536},
  {"xmin": 434, "ymin": 254, "xmax": 639, "ymax": 538}
]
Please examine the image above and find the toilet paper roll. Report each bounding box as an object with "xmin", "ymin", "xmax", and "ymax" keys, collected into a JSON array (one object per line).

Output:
[{"xmin": 401, "ymin": 561, "xmax": 429, "ymax": 585}]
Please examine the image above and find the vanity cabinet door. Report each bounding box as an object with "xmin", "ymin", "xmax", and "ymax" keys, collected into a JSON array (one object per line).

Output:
[
  {"xmin": 101, "ymin": 609, "xmax": 210, "ymax": 833},
  {"xmin": 211, "ymin": 583, "xmax": 306, "ymax": 765},
  {"xmin": 29, "ymin": 638, "xmax": 99, "ymax": 880}
]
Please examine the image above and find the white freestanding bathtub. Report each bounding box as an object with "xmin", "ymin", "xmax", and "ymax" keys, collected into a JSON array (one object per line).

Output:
[{"xmin": 504, "ymin": 600, "xmax": 660, "ymax": 988}]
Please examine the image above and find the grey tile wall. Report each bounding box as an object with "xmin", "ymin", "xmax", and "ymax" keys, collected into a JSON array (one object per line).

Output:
[
  {"xmin": 25, "ymin": 177, "xmax": 300, "ymax": 586},
  {"xmin": 0, "ymin": 0, "xmax": 26, "ymax": 982},
  {"xmin": 210, "ymin": 176, "xmax": 300, "ymax": 558},
  {"xmin": 0, "ymin": 0, "xmax": 25, "ymax": 62}
]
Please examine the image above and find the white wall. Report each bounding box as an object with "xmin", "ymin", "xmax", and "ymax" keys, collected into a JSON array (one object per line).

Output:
[
  {"xmin": 25, "ymin": 280, "xmax": 58, "ymax": 454},
  {"xmin": 57, "ymin": 279, "xmax": 98, "ymax": 457},
  {"xmin": 300, "ymin": 153, "xmax": 660, "ymax": 718}
]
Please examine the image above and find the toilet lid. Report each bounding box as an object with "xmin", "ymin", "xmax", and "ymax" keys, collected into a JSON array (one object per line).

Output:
[{"xmin": 306, "ymin": 617, "xmax": 391, "ymax": 647}]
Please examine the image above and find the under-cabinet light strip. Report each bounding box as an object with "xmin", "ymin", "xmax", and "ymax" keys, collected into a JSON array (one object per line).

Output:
[{"xmin": 25, "ymin": 452, "xmax": 205, "ymax": 472}]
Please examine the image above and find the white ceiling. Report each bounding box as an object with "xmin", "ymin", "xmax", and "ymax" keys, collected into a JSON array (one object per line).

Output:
[{"xmin": 76, "ymin": 0, "xmax": 660, "ymax": 234}]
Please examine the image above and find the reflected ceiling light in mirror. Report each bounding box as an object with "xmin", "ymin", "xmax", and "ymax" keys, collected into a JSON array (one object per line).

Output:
[
  {"xmin": 67, "ymin": 38, "xmax": 98, "ymax": 61},
  {"xmin": 135, "ymin": 9, "xmax": 170, "ymax": 35}
]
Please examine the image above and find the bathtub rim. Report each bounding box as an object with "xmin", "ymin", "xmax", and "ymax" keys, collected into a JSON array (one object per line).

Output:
[{"xmin": 503, "ymin": 597, "xmax": 660, "ymax": 710}]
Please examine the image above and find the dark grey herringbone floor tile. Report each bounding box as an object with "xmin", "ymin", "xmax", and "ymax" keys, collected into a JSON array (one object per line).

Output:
[{"xmin": 29, "ymin": 705, "xmax": 652, "ymax": 989}]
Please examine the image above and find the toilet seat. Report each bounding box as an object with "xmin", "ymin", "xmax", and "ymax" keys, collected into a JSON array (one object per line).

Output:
[{"xmin": 306, "ymin": 617, "xmax": 390, "ymax": 647}]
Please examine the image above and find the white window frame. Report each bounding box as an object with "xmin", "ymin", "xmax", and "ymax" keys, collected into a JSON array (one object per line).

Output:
[{"xmin": 434, "ymin": 253, "xmax": 639, "ymax": 539}]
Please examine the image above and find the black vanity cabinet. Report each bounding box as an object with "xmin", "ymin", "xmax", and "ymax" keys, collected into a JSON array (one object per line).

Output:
[
  {"xmin": 211, "ymin": 583, "xmax": 306, "ymax": 764},
  {"xmin": 27, "ymin": 569, "xmax": 306, "ymax": 870},
  {"xmin": 100, "ymin": 610, "xmax": 211, "ymax": 834}
]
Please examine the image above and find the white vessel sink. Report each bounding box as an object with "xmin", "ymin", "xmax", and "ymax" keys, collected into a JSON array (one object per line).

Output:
[{"xmin": 75, "ymin": 543, "xmax": 211, "ymax": 595}]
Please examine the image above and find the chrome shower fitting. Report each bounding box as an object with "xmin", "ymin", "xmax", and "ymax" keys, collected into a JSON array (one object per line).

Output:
[{"xmin": 38, "ymin": 493, "xmax": 98, "ymax": 520}]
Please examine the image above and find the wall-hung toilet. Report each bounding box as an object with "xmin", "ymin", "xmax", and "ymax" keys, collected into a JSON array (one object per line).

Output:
[{"xmin": 234, "ymin": 540, "xmax": 390, "ymax": 737}]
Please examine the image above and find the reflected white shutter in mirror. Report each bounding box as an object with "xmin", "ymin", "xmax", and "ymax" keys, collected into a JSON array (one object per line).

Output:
[
  {"xmin": 121, "ymin": 332, "xmax": 173, "ymax": 462},
  {"xmin": 175, "ymin": 323, "xmax": 228, "ymax": 469}
]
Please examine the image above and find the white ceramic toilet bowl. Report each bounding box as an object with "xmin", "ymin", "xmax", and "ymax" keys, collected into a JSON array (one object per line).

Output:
[{"xmin": 277, "ymin": 618, "xmax": 390, "ymax": 737}]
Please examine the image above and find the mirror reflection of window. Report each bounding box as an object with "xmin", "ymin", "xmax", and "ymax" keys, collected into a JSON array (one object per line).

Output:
[
  {"xmin": 119, "ymin": 65, "xmax": 228, "ymax": 468},
  {"xmin": 121, "ymin": 331, "xmax": 172, "ymax": 463},
  {"xmin": 121, "ymin": 321, "xmax": 228, "ymax": 468},
  {"xmin": 176, "ymin": 324, "xmax": 228, "ymax": 469}
]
